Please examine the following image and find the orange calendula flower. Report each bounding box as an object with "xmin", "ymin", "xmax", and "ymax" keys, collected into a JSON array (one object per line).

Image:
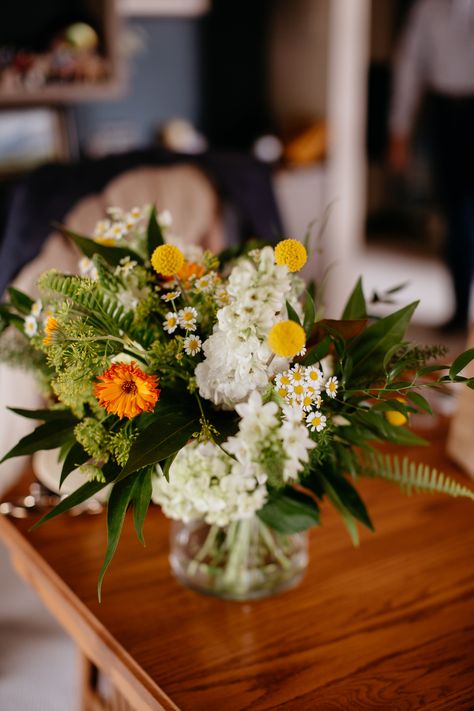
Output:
[
  {"xmin": 94, "ymin": 362, "xmax": 160, "ymax": 419},
  {"xmin": 43, "ymin": 317, "xmax": 59, "ymax": 346}
]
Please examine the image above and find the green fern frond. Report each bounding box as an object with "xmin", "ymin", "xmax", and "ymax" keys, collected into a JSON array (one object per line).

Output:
[
  {"xmin": 359, "ymin": 450, "xmax": 474, "ymax": 501},
  {"xmin": 92, "ymin": 255, "xmax": 121, "ymax": 293},
  {"xmin": 39, "ymin": 271, "xmax": 134, "ymax": 335}
]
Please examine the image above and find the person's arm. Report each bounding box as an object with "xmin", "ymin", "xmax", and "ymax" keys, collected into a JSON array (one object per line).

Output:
[{"xmin": 388, "ymin": 0, "xmax": 430, "ymax": 172}]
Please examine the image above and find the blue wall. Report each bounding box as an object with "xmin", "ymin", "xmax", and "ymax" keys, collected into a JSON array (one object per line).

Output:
[{"xmin": 73, "ymin": 17, "xmax": 202, "ymax": 153}]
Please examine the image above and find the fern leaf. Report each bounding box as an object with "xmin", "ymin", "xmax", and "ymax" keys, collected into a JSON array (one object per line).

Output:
[{"xmin": 359, "ymin": 450, "xmax": 474, "ymax": 501}]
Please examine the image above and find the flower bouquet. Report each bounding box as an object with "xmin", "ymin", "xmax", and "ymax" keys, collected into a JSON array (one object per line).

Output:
[{"xmin": 1, "ymin": 205, "xmax": 474, "ymax": 601}]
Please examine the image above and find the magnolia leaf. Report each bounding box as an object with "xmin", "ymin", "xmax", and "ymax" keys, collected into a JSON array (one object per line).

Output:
[
  {"xmin": 57, "ymin": 225, "xmax": 143, "ymax": 266},
  {"xmin": 285, "ymin": 301, "xmax": 301, "ymax": 325},
  {"xmin": 1, "ymin": 420, "xmax": 77, "ymax": 463},
  {"xmin": 342, "ymin": 277, "xmax": 367, "ymax": 320},
  {"xmin": 60, "ymin": 442, "xmax": 90, "ymax": 488},
  {"xmin": 147, "ymin": 205, "xmax": 165, "ymax": 255},
  {"xmin": 308, "ymin": 319, "xmax": 367, "ymax": 346},
  {"xmin": 303, "ymin": 290, "xmax": 316, "ymax": 336},
  {"xmin": 132, "ymin": 467, "xmax": 153, "ymax": 545},
  {"xmin": 8, "ymin": 406, "xmax": 75, "ymax": 422},
  {"xmin": 30, "ymin": 479, "xmax": 109, "ymax": 530},
  {"xmin": 348, "ymin": 301, "xmax": 418, "ymax": 382},
  {"xmin": 120, "ymin": 395, "xmax": 200, "ymax": 478},
  {"xmin": 98, "ymin": 475, "xmax": 138, "ymax": 601},
  {"xmin": 302, "ymin": 336, "xmax": 331, "ymax": 366},
  {"xmin": 257, "ymin": 488, "xmax": 320, "ymax": 533},
  {"xmin": 7, "ymin": 287, "xmax": 34, "ymax": 315},
  {"xmin": 322, "ymin": 468, "xmax": 374, "ymax": 531}
]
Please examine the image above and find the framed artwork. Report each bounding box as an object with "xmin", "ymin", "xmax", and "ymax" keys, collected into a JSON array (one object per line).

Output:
[
  {"xmin": 0, "ymin": 108, "xmax": 70, "ymax": 176},
  {"xmin": 119, "ymin": 0, "xmax": 209, "ymax": 16}
]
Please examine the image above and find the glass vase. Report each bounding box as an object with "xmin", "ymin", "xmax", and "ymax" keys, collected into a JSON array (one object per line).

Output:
[{"xmin": 169, "ymin": 516, "xmax": 308, "ymax": 601}]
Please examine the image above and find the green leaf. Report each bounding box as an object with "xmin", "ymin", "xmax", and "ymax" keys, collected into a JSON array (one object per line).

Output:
[
  {"xmin": 132, "ymin": 468, "xmax": 153, "ymax": 545},
  {"xmin": 7, "ymin": 287, "xmax": 34, "ymax": 314},
  {"xmin": 57, "ymin": 225, "xmax": 143, "ymax": 266},
  {"xmin": 98, "ymin": 475, "xmax": 138, "ymax": 601},
  {"xmin": 60, "ymin": 442, "xmax": 90, "ymax": 488},
  {"xmin": 302, "ymin": 335, "xmax": 331, "ymax": 366},
  {"xmin": 348, "ymin": 301, "xmax": 419, "ymax": 382},
  {"xmin": 322, "ymin": 467, "xmax": 374, "ymax": 531},
  {"xmin": 120, "ymin": 394, "xmax": 200, "ymax": 478},
  {"xmin": 406, "ymin": 391, "xmax": 433, "ymax": 414},
  {"xmin": 147, "ymin": 205, "xmax": 165, "ymax": 254},
  {"xmin": 162, "ymin": 452, "xmax": 177, "ymax": 482},
  {"xmin": 342, "ymin": 277, "xmax": 367, "ymax": 320},
  {"xmin": 303, "ymin": 290, "xmax": 316, "ymax": 336},
  {"xmin": 30, "ymin": 479, "xmax": 109, "ymax": 530},
  {"xmin": 285, "ymin": 301, "xmax": 301, "ymax": 325},
  {"xmin": 449, "ymin": 348, "xmax": 474, "ymax": 379},
  {"xmin": 257, "ymin": 488, "xmax": 320, "ymax": 534},
  {"xmin": 1, "ymin": 420, "xmax": 78, "ymax": 463},
  {"xmin": 7, "ymin": 406, "xmax": 75, "ymax": 422}
]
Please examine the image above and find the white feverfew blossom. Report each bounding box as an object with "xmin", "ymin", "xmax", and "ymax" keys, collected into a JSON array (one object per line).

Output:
[
  {"xmin": 24, "ymin": 315, "xmax": 38, "ymax": 337},
  {"xmin": 31, "ymin": 300, "xmax": 42, "ymax": 317}
]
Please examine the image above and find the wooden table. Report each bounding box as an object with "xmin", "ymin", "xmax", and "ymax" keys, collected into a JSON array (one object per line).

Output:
[{"xmin": 1, "ymin": 421, "xmax": 474, "ymax": 710}]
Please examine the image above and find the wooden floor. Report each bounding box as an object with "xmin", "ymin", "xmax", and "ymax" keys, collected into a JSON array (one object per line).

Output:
[{"xmin": 1, "ymin": 420, "xmax": 474, "ymax": 710}]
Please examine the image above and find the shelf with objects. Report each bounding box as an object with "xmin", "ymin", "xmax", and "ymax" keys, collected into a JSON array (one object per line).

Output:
[{"xmin": 0, "ymin": 0, "xmax": 122, "ymax": 105}]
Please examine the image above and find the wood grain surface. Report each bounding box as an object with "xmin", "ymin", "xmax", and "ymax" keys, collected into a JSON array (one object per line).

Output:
[{"xmin": 1, "ymin": 420, "xmax": 474, "ymax": 710}]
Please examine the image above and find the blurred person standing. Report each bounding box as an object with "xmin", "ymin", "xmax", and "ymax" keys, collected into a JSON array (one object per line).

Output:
[{"xmin": 389, "ymin": 0, "xmax": 474, "ymax": 331}]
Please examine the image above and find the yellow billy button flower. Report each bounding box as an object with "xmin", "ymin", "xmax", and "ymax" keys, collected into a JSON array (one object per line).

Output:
[
  {"xmin": 385, "ymin": 397, "xmax": 408, "ymax": 426},
  {"xmin": 268, "ymin": 320, "xmax": 306, "ymax": 358},
  {"xmin": 151, "ymin": 244, "xmax": 185, "ymax": 277},
  {"xmin": 274, "ymin": 239, "xmax": 307, "ymax": 272}
]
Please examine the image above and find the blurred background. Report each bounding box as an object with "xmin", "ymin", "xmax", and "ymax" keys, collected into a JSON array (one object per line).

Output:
[{"xmin": 0, "ymin": 0, "xmax": 472, "ymax": 707}]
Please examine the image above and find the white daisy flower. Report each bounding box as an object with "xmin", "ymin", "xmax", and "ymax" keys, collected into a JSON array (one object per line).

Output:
[
  {"xmin": 306, "ymin": 411, "xmax": 327, "ymax": 432},
  {"xmin": 158, "ymin": 209, "xmax": 173, "ymax": 228},
  {"xmin": 289, "ymin": 364, "xmax": 305, "ymax": 384},
  {"xmin": 43, "ymin": 306, "xmax": 55, "ymax": 320},
  {"xmin": 301, "ymin": 393, "xmax": 315, "ymax": 412},
  {"xmin": 195, "ymin": 274, "xmax": 215, "ymax": 293},
  {"xmin": 163, "ymin": 312, "xmax": 179, "ymax": 334},
  {"xmin": 107, "ymin": 222, "xmax": 127, "ymax": 241},
  {"xmin": 24, "ymin": 315, "xmax": 38, "ymax": 337},
  {"xmin": 31, "ymin": 300, "xmax": 42, "ymax": 317},
  {"xmin": 289, "ymin": 382, "xmax": 306, "ymax": 400},
  {"xmin": 296, "ymin": 346, "xmax": 307, "ymax": 357},
  {"xmin": 275, "ymin": 371, "xmax": 291, "ymax": 389},
  {"xmin": 178, "ymin": 307, "xmax": 198, "ymax": 331},
  {"xmin": 93, "ymin": 219, "xmax": 111, "ymax": 237},
  {"xmin": 161, "ymin": 290, "xmax": 181, "ymax": 302},
  {"xmin": 106, "ymin": 206, "xmax": 124, "ymax": 220},
  {"xmin": 325, "ymin": 376, "xmax": 339, "ymax": 399},
  {"xmin": 184, "ymin": 334, "xmax": 202, "ymax": 356},
  {"xmin": 306, "ymin": 366, "xmax": 323, "ymax": 387}
]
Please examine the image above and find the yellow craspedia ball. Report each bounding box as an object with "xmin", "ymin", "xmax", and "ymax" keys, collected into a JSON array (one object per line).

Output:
[
  {"xmin": 151, "ymin": 244, "xmax": 184, "ymax": 276},
  {"xmin": 385, "ymin": 398, "xmax": 408, "ymax": 426},
  {"xmin": 274, "ymin": 239, "xmax": 307, "ymax": 272},
  {"xmin": 268, "ymin": 320, "xmax": 306, "ymax": 358}
]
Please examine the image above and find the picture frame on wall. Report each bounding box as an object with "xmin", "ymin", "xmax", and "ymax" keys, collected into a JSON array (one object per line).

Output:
[{"xmin": 0, "ymin": 108, "xmax": 70, "ymax": 177}]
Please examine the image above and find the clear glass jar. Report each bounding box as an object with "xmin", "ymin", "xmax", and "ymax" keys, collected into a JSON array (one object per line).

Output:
[{"xmin": 169, "ymin": 516, "xmax": 308, "ymax": 601}]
